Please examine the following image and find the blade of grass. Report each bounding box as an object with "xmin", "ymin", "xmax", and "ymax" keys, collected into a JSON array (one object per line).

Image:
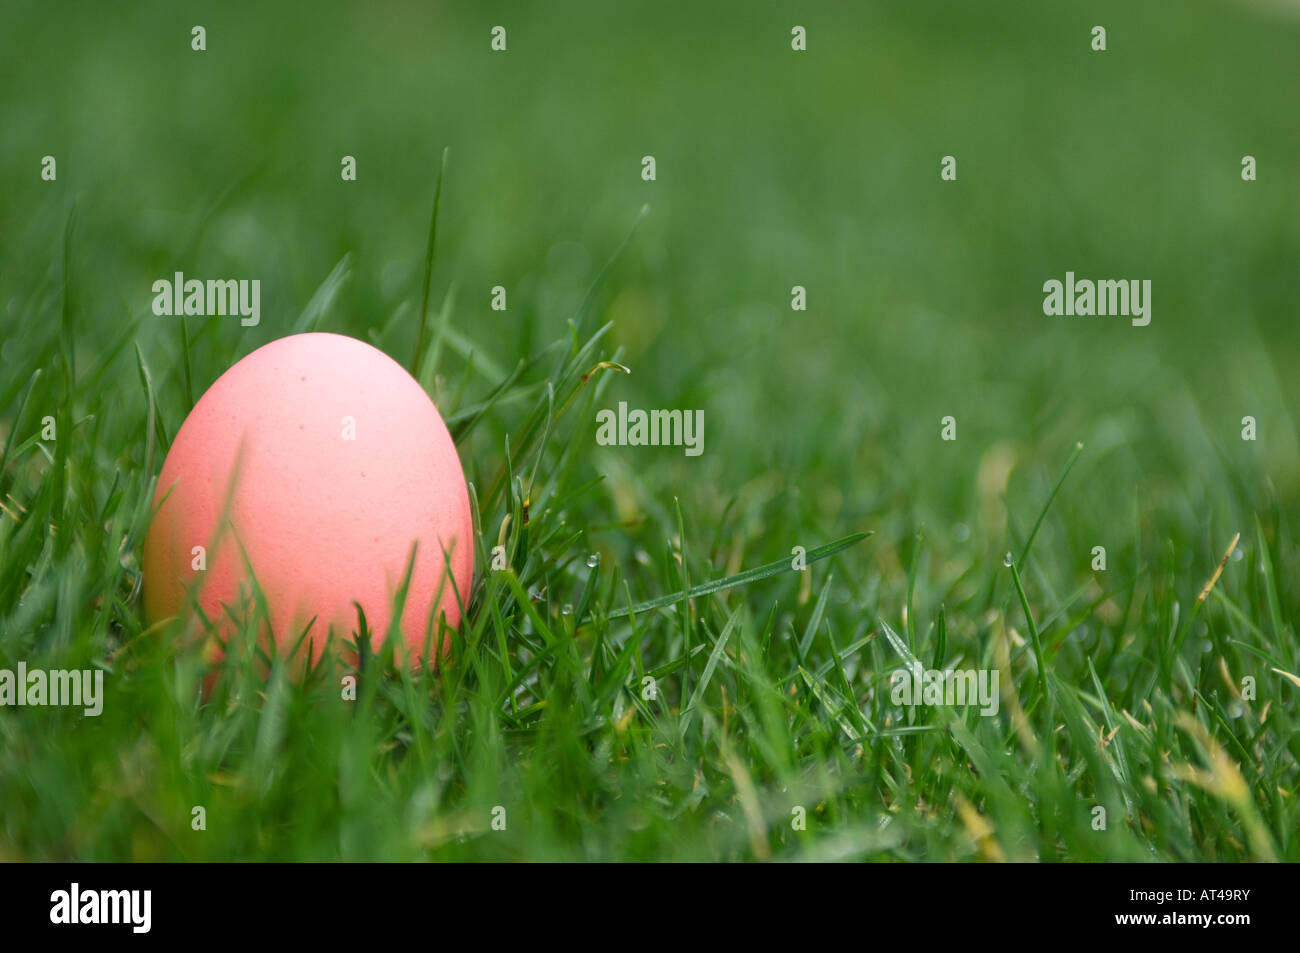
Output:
[
  {"xmin": 599, "ymin": 532, "xmax": 871, "ymax": 622},
  {"xmin": 1009, "ymin": 558, "xmax": 1050, "ymax": 713},
  {"xmin": 411, "ymin": 146, "xmax": 448, "ymax": 378},
  {"xmin": 1016, "ymin": 440, "xmax": 1083, "ymax": 567}
]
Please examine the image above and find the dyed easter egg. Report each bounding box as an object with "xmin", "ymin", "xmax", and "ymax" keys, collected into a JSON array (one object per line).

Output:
[{"xmin": 142, "ymin": 332, "xmax": 473, "ymax": 667}]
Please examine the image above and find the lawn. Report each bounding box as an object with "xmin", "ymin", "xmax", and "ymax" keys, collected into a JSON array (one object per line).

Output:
[{"xmin": 0, "ymin": 0, "xmax": 1297, "ymax": 861}]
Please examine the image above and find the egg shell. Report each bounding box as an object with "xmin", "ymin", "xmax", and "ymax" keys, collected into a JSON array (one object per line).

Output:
[{"xmin": 142, "ymin": 332, "xmax": 474, "ymax": 667}]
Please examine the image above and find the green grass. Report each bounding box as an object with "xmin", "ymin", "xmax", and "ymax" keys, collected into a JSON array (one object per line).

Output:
[{"xmin": 1, "ymin": 0, "xmax": 1298, "ymax": 861}]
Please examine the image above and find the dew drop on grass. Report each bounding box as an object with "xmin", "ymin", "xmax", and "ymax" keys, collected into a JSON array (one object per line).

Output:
[
  {"xmin": 561, "ymin": 604, "xmax": 573, "ymax": 616},
  {"xmin": 1232, "ymin": 548, "xmax": 1244, "ymax": 562},
  {"xmin": 1002, "ymin": 552, "xmax": 1014, "ymax": 567},
  {"xmin": 1227, "ymin": 700, "xmax": 1245, "ymax": 719},
  {"xmin": 586, "ymin": 553, "xmax": 600, "ymax": 568},
  {"xmin": 953, "ymin": 523, "xmax": 970, "ymax": 542}
]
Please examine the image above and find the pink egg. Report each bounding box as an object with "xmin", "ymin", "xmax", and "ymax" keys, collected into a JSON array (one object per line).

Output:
[{"xmin": 142, "ymin": 332, "xmax": 474, "ymax": 668}]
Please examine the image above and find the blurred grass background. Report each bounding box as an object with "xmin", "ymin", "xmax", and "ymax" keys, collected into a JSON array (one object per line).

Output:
[
  {"xmin": 1, "ymin": 0, "xmax": 1298, "ymax": 860},
  {"xmin": 4, "ymin": 0, "xmax": 1298, "ymax": 556}
]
